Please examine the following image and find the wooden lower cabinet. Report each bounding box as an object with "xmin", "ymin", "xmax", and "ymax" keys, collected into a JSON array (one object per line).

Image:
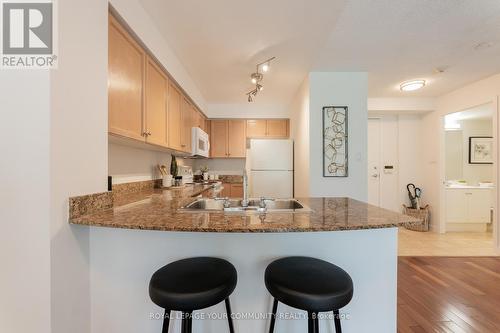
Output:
[
  {"xmin": 221, "ymin": 183, "xmax": 243, "ymax": 198},
  {"xmin": 229, "ymin": 184, "xmax": 244, "ymax": 198}
]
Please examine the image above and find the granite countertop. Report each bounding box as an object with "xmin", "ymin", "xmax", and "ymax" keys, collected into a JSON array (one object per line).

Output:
[{"xmin": 69, "ymin": 184, "xmax": 419, "ymax": 233}]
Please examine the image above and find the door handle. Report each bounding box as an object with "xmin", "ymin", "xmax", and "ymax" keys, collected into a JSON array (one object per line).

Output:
[{"xmin": 371, "ymin": 174, "xmax": 379, "ymax": 178}]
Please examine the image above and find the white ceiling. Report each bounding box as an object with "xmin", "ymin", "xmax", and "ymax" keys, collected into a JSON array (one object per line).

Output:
[{"xmin": 139, "ymin": 0, "xmax": 500, "ymax": 105}]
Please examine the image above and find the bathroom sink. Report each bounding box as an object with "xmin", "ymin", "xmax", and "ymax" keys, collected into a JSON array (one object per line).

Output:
[{"xmin": 180, "ymin": 198, "xmax": 310, "ymax": 213}]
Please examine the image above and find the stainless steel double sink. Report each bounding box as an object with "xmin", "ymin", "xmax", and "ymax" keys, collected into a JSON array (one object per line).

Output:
[{"xmin": 180, "ymin": 198, "xmax": 311, "ymax": 213}]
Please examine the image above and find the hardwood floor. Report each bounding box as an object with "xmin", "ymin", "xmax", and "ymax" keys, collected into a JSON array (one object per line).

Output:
[
  {"xmin": 398, "ymin": 228, "xmax": 498, "ymax": 256},
  {"xmin": 398, "ymin": 257, "xmax": 500, "ymax": 333}
]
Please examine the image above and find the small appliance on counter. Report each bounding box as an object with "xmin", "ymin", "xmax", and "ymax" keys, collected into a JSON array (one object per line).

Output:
[{"xmin": 178, "ymin": 165, "xmax": 194, "ymax": 184}]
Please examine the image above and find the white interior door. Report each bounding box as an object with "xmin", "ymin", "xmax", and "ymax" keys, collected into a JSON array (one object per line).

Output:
[{"xmin": 368, "ymin": 118, "xmax": 381, "ymax": 206}]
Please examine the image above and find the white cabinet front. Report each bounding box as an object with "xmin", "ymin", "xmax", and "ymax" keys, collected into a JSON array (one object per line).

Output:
[{"xmin": 445, "ymin": 189, "xmax": 491, "ymax": 224}]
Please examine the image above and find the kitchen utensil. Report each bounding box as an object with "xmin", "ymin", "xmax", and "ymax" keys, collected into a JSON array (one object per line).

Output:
[
  {"xmin": 161, "ymin": 165, "xmax": 168, "ymax": 176},
  {"xmin": 157, "ymin": 165, "xmax": 165, "ymax": 176}
]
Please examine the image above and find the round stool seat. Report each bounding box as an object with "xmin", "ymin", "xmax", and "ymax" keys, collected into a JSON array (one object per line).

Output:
[
  {"xmin": 265, "ymin": 256, "xmax": 353, "ymax": 312},
  {"xmin": 149, "ymin": 257, "xmax": 237, "ymax": 311}
]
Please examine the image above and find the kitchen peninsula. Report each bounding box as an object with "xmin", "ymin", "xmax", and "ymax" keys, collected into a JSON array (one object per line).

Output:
[{"xmin": 70, "ymin": 183, "xmax": 417, "ymax": 333}]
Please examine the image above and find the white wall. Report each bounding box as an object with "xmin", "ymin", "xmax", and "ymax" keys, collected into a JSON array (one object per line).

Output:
[
  {"xmin": 193, "ymin": 158, "xmax": 246, "ymax": 175},
  {"xmin": 368, "ymin": 97, "xmax": 435, "ymax": 112},
  {"xmin": 309, "ymin": 72, "xmax": 368, "ymax": 200},
  {"xmin": 1, "ymin": 1, "xmax": 109, "ymax": 332},
  {"xmin": 109, "ymin": 0, "xmax": 207, "ymax": 112},
  {"xmin": 0, "ymin": 71, "xmax": 52, "ymax": 333},
  {"xmin": 50, "ymin": 1, "xmax": 109, "ymax": 333},
  {"xmin": 378, "ymin": 116, "xmax": 399, "ymax": 211},
  {"xmin": 397, "ymin": 115, "xmax": 424, "ymax": 208},
  {"xmin": 421, "ymin": 73, "xmax": 500, "ymax": 233},
  {"xmin": 207, "ymin": 103, "xmax": 289, "ymax": 119},
  {"xmin": 445, "ymin": 130, "xmax": 463, "ymax": 180},
  {"xmin": 108, "ymin": 143, "xmax": 194, "ymax": 183},
  {"xmin": 289, "ymin": 78, "xmax": 310, "ymax": 197}
]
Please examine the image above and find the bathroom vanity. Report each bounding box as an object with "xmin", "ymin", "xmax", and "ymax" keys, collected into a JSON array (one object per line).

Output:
[{"xmin": 445, "ymin": 185, "xmax": 493, "ymax": 232}]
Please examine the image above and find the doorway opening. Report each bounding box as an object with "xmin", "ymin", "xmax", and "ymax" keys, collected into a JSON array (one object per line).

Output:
[{"xmin": 434, "ymin": 102, "xmax": 498, "ymax": 255}]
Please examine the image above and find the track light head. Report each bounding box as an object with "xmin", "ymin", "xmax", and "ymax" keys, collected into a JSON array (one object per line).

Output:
[
  {"xmin": 250, "ymin": 72, "xmax": 263, "ymax": 84},
  {"xmin": 245, "ymin": 57, "xmax": 275, "ymax": 101}
]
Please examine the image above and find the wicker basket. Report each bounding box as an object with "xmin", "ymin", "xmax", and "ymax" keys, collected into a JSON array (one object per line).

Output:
[{"xmin": 402, "ymin": 204, "xmax": 430, "ymax": 232}]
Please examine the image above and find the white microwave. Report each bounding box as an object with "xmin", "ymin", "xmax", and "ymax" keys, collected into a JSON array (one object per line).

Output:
[{"xmin": 191, "ymin": 127, "xmax": 210, "ymax": 158}]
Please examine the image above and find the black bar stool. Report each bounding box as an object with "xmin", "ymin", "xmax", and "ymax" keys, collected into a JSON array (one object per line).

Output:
[
  {"xmin": 265, "ymin": 256, "xmax": 353, "ymax": 333},
  {"xmin": 149, "ymin": 257, "xmax": 237, "ymax": 333}
]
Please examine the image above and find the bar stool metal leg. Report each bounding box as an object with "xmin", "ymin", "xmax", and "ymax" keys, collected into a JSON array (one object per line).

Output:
[
  {"xmin": 181, "ymin": 312, "xmax": 192, "ymax": 333},
  {"xmin": 186, "ymin": 312, "xmax": 193, "ymax": 333},
  {"xmin": 308, "ymin": 312, "xmax": 319, "ymax": 333},
  {"xmin": 162, "ymin": 310, "xmax": 170, "ymax": 333},
  {"xmin": 268, "ymin": 298, "xmax": 278, "ymax": 333},
  {"xmin": 333, "ymin": 309, "xmax": 342, "ymax": 333},
  {"xmin": 224, "ymin": 298, "xmax": 235, "ymax": 333}
]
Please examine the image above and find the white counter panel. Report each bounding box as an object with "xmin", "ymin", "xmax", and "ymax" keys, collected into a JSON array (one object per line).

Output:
[{"xmin": 89, "ymin": 227, "xmax": 398, "ymax": 333}]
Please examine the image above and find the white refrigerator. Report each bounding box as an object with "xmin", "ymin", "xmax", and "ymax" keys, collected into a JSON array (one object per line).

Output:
[{"xmin": 247, "ymin": 139, "xmax": 294, "ymax": 198}]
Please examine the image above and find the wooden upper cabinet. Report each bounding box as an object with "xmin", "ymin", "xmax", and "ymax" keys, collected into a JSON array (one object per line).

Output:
[
  {"xmin": 204, "ymin": 119, "xmax": 211, "ymax": 136},
  {"xmin": 210, "ymin": 120, "xmax": 228, "ymax": 158},
  {"xmin": 108, "ymin": 14, "xmax": 145, "ymax": 141},
  {"xmin": 144, "ymin": 57, "xmax": 168, "ymax": 147},
  {"xmin": 266, "ymin": 119, "xmax": 289, "ymax": 138},
  {"xmin": 227, "ymin": 120, "xmax": 246, "ymax": 158},
  {"xmin": 196, "ymin": 110, "xmax": 205, "ymax": 130},
  {"xmin": 167, "ymin": 82, "xmax": 182, "ymax": 151},
  {"xmin": 180, "ymin": 97, "xmax": 192, "ymax": 152},
  {"xmin": 245, "ymin": 119, "xmax": 289, "ymax": 138},
  {"xmin": 246, "ymin": 120, "xmax": 267, "ymax": 138},
  {"xmin": 190, "ymin": 104, "xmax": 199, "ymax": 130}
]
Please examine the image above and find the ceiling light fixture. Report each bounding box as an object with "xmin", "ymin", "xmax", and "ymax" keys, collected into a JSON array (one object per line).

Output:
[
  {"xmin": 245, "ymin": 57, "xmax": 276, "ymax": 102},
  {"xmin": 400, "ymin": 79, "xmax": 426, "ymax": 92}
]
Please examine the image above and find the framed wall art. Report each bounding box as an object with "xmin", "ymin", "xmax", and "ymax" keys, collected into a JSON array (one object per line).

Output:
[
  {"xmin": 323, "ymin": 106, "xmax": 348, "ymax": 177},
  {"xmin": 469, "ymin": 136, "xmax": 493, "ymax": 164}
]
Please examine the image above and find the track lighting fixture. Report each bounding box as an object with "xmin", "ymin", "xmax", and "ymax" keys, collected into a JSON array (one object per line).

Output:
[{"xmin": 245, "ymin": 57, "xmax": 275, "ymax": 102}]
